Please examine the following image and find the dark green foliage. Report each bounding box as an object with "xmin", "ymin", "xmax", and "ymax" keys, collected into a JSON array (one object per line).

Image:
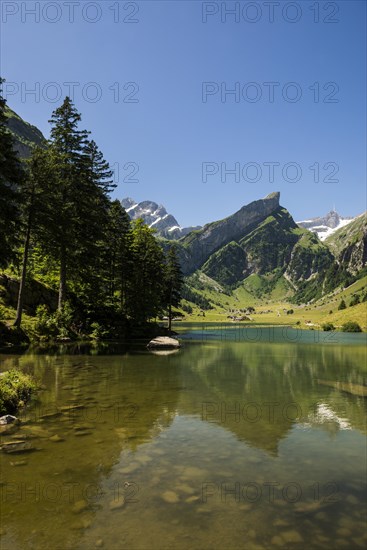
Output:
[
  {"xmin": 123, "ymin": 220, "xmax": 165, "ymax": 324},
  {"xmin": 0, "ymin": 78, "xmax": 24, "ymax": 267},
  {"xmin": 163, "ymin": 245, "xmax": 183, "ymax": 331},
  {"xmin": 37, "ymin": 98, "xmax": 115, "ymax": 311},
  {"xmin": 103, "ymin": 200, "xmax": 131, "ymax": 305},
  {"xmin": 181, "ymin": 303, "xmax": 193, "ymax": 314},
  {"xmin": 202, "ymin": 242, "xmax": 247, "ymax": 286},
  {"xmin": 286, "ymin": 309, "xmax": 294, "ymax": 315},
  {"xmin": 349, "ymin": 294, "xmax": 360, "ymax": 307},
  {"xmin": 341, "ymin": 321, "xmax": 362, "ymax": 333},
  {"xmin": 338, "ymin": 299, "xmax": 347, "ymax": 310},
  {"xmin": 322, "ymin": 322, "xmax": 335, "ymax": 331}
]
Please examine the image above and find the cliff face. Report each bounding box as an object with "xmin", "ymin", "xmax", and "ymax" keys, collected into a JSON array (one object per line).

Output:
[
  {"xmin": 180, "ymin": 192, "xmax": 281, "ymax": 275},
  {"xmin": 325, "ymin": 214, "xmax": 367, "ymax": 275},
  {"xmin": 173, "ymin": 193, "xmax": 342, "ymax": 303},
  {"xmin": 5, "ymin": 106, "xmax": 45, "ymax": 158}
]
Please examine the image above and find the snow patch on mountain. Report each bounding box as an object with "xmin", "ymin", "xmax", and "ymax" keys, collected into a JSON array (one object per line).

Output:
[
  {"xmin": 121, "ymin": 198, "xmax": 201, "ymax": 239},
  {"xmin": 297, "ymin": 211, "xmax": 355, "ymax": 241}
]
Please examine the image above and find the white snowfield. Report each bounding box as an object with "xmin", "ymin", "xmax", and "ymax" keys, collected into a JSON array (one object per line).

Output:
[
  {"xmin": 311, "ymin": 218, "xmax": 354, "ymax": 240},
  {"xmin": 297, "ymin": 214, "xmax": 355, "ymax": 241}
]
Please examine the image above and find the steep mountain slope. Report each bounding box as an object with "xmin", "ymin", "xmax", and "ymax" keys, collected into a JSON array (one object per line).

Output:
[
  {"xmin": 173, "ymin": 194, "xmax": 365, "ymax": 309},
  {"xmin": 177, "ymin": 193, "xmax": 334, "ymax": 293},
  {"xmin": 121, "ymin": 198, "xmax": 201, "ymax": 239},
  {"xmin": 179, "ymin": 192, "xmax": 282, "ymax": 274},
  {"xmin": 325, "ymin": 213, "xmax": 367, "ymax": 275},
  {"xmin": 5, "ymin": 105, "xmax": 45, "ymax": 158},
  {"xmin": 297, "ymin": 210, "xmax": 355, "ymax": 241}
]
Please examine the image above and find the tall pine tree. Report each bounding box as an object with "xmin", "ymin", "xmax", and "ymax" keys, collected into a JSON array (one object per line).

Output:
[
  {"xmin": 0, "ymin": 78, "xmax": 23, "ymax": 267},
  {"xmin": 124, "ymin": 220, "xmax": 165, "ymax": 324},
  {"xmin": 14, "ymin": 147, "xmax": 51, "ymax": 327},
  {"xmin": 37, "ymin": 97, "xmax": 114, "ymax": 311},
  {"xmin": 163, "ymin": 245, "xmax": 183, "ymax": 333}
]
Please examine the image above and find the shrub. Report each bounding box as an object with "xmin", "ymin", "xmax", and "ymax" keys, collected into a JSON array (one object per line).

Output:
[
  {"xmin": 286, "ymin": 309, "xmax": 294, "ymax": 315},
  {"xmin": 0, "ymin": 369, "xmax": 37, "ymax": 414},
  {"xmin": 338, "ymin": 299, "xmax": 347, "ymax": 310},
  {"xmin": 341, "ymin": 321, "xmax": 362, "ymax": 333},
  {"xmin": 33, "ymin": 302, "xmax": 75, "ymax": 341},
  {"xmin": 322, "ymin": 322, "xmax": 335, "ymax": 331},
  {"xmin": 349, "ymin": 295, "xmax": 360, "ymax": 307},
  {"xmin": 89, "ymin": 322, "xmax": 110, "ymax": 341},
  {"xmin": 181, "ymin": 303, "xmax": 193, "ymax": 314}
]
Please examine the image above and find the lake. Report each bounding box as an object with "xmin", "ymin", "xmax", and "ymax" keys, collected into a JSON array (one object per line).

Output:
[{"xmin": 0, "ymin": 326, "xmax": 366, "ymax": 549}]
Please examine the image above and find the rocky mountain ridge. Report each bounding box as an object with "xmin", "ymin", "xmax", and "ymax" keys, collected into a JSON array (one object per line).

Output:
[
  {"xmin": 297, "ymin": 210, "xmax": 356, "ymax": 241},
  {"xmin": 121, "ymin": 198, "xmax": 201, "ymax": 239}
]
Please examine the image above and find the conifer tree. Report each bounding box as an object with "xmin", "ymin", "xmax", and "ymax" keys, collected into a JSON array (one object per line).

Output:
[
  {"xmin": 0, "ymin": 78, "xmax": 23, "ymax": 267},
  {"xmin": 104, "ymin": 200, "xmax": 131, "ymax": 304},
  {"xmin": 14, "ymin": 147, "xmax": 50, "ymax": 327},
  {"xmin": 163, "ymin": 245, "xmax": 183, "ymax": 333},
  {"xmin": 124, "ymin": 220, "xmax": 165, "ymax": 324},
  {"xmin": 37, "ymin": 97, "xmax": 114, "ymax": 311}
]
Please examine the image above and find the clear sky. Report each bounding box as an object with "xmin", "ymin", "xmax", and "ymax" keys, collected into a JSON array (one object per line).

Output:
[{"xmin": 1, "ymin": 0, "xmax": 366, "ymax": 227}]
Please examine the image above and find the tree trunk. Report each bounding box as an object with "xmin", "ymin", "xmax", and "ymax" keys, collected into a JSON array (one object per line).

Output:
[
  {"xmin": 13, "ymin": 220, "xmax": 32, "ymax": 328},
  {"xmin": 14, "ymin": 186, "xmax": 35, "ymax": 328},
  {"xmin": 168, "ymin": 288, "xmax": 172, "ymax": 334},
  {"xmin": 58, "ymin": 244, "xmax": 67, "ymax": 311}
]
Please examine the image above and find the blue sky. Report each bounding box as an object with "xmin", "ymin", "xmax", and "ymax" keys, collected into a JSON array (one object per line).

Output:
[{"xmin": 1, "ymin": 0, "xmax": 366, "ymax": 227}]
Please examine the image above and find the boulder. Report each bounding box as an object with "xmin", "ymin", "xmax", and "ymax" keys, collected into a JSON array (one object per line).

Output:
[
  {"xmin": 0, "ymin": 415, "xmax": 20, "ymax": 434},
  {"xmin": 0, "ymin": 415, "xmax": 19, "ymax": 425},
  {"xmin": 147, "ymin": 336, "xmax": 181, "ymax": 350}
]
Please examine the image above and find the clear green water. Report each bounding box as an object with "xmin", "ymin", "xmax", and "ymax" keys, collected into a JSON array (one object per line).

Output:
[{"xmin": 0, "ymin": 327, "xmax": 366, "ymax": 549}]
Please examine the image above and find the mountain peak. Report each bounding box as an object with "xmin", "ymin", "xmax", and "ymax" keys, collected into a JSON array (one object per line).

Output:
[
  {"xmin": 265, "ymin": 191, "xmax": 280, "ymax": 202},
  {"xmin": 121, "ymin": 198, "xmax": 201, "ymax": 239},
  {"xmin": 297, "ymin": 210, "xmax": 355, "ymax": 240}
]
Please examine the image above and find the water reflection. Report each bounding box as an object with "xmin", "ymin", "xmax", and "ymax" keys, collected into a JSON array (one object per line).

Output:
[{"xmin": 0, "ymin": 332, "xmax": 366, "ymax": 549}]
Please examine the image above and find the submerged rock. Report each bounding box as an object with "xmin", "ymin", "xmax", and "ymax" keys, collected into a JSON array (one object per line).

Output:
[
  {"xmin": 281, "ymin": 530, "xmax": 304, "ymax": 543},
  {"xmin": 0, "ymin": 440, "xmax": 36, "ymax": 454},
  {"xmin": 49, "ymin": 434, "xmax": 64, "ymax": 442},
  {"xmin": 147, "ymin": 337, "xmax": 181, "ymax": 350},
  {"xmin": 72, "ymin": 500, "xmax": 89, "ymax": 514},
  {"xmin": 161, "ymin": 491, "xmax": 180, "ymax": 503},
  {"xmin": 109, "ymin": 496, "xmax": 125, "ymax": 510}
]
